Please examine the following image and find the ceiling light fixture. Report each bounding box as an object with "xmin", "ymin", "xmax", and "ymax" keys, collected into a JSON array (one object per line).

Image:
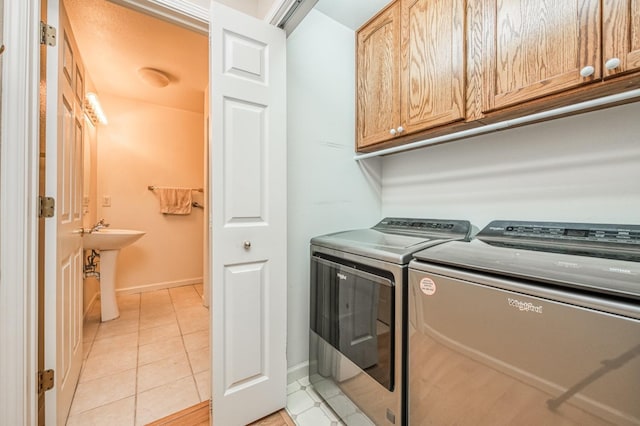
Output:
[
  {"xmin": 137, "ymin": 67, "xmax": 171, "ymax": 88},
  {"xmin": 84, "ymin": 92, "xmax": 108, "ymax": 125}
]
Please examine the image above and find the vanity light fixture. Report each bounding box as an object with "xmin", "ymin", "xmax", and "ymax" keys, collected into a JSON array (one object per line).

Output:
[{"xmin": 84, "ymin": 92, "xmax": 108, "ymax": 125}]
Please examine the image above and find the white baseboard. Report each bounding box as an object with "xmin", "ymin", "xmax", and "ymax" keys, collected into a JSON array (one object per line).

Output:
[
  {"xmin": 83, "ymin": 292, "xmax": 100, "ymax": 318},
  {"xmin": 115, "ymin": 277, "xmax": 204, "ymax": 295},
  {"xmin": 287, "ymin": 361, "xmax": 309, "ymax": 384}
]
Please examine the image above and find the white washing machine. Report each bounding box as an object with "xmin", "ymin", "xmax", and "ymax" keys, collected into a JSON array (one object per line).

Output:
[{"xmin": 408, "ymin": 220, "xmax": 640, "ymax": 425}]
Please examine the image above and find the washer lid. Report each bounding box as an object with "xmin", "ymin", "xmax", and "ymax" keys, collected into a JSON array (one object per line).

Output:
[
  {"xmin": 311, "ymin": 217, "xmax": 472, "ymax": 264},
  {"xmin": 411, "ymin": 240, "xmax": 640, "ymax": 300}
]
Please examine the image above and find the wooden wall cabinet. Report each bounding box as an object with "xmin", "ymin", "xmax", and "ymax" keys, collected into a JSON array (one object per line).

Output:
[
  {"xmin": 357, "ymin": 0, "xmax": 640, "ymax": 153},
  {"xmin": 400, "ymin": 0, "xmax": 466, "ymax": 134},
  {"xmin": 479, "ymin": 0, "xmax": 601, "ymax": 114},
  {"xmin": 356, "ymin": 0, "xmax": 466, "ymax": 150},
  {"xmin": 469, "ymin": 0, "xmax": 640, "ymax": 120},
  {"xmin": 356, "ymin": 2, "xmax": 401, "ymax": 149}
]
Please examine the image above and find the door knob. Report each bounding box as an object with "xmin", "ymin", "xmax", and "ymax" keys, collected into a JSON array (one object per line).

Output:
[
  {"xmin": 580, "ymin": 65, "xmax": 595, "ymax": 77},
  {"xmin": 389, "ymin": 128, "xmax": 397, "ymax": 136},
  {"xmin": 605, "ymin": 57, "xmax": 621, "ymax": 70},
  {"xmin": 243, "ymin": 241, "xmax": 251, "ymax": 249},
  {"xmin": 396, "ymin": 126, "xmax": 404, "ymax": 134}
]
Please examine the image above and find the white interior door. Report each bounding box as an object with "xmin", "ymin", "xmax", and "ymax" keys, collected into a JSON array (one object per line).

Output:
[
  {"xmin": 210, "ymin": 2, "xmax": 287, "ymax": 424},
  {"xmin": 44, "ymin": 1, "xmax": 85, "ymax": 424}
]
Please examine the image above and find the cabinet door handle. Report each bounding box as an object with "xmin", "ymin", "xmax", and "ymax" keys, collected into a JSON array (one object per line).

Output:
[
  {"xmin": 389, "ymin": 128, "xmax": 397, "ymax": 136},
  {"xmin": 243, "ymin": 241, "xmax": 251, "ymax": 250},
  {"xmin": 605, "ymin": 58, "xmax": 621, "ymax": 70},
  {"xmin": 396, "ymin": 126, "xmax": 404, "ymax": 134},
  {"xmin": 580, "ymin": 65, "xmax": 595, "ymax": 77}
]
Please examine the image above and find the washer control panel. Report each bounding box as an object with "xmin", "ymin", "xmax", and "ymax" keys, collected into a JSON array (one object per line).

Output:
[{"xmin": 478, "ymin": 220, "xmax": 640, "ymax": 260}]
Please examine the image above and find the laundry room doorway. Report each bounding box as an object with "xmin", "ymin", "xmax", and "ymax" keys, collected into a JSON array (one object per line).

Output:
[{"xmin": 40, "ymin": 0, "xmax": 288, "ymax": 425}]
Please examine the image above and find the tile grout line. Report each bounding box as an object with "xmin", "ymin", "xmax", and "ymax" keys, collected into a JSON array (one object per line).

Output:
[
  {"xmin": 70, "ymin": 287, "xmax": 209, "ymax": 424},
  {"xmin": 133, "ymin": 292, "xmax": 142, "ymax": 426},
  {"xmin": 67, "ymin": 305, "xmax": 99, "ymax": 421},
  {"xmin": 68, "ymin": 296, "xmax": 139, "ymax": 421},
  {"xmin": 169, "ymin": 286, "xmax": 202, "ymax": 402}
]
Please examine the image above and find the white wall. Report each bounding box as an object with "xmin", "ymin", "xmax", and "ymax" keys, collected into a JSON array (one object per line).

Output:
[
  {"xmin": 97, "ymin": 93, "xmax": 205, "ymax": 291},
  {"xmin": 287, "ymin": 9, "xmax": 382, "ymax": 368},
  {"xmin": 382, "ymin": 102, "xmax": 640, "ymax": 229}
]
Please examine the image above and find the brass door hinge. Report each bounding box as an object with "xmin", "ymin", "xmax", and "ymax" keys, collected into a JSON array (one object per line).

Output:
[
  {"xmin": 38, "ymin": 369, "xmax": 54, "ymax": 393},
  {"xmin": 39, "ymin": 196, "xmax": 55, "ymax": 218},
  {"xmin": 40, "ymin": 21, "xmax": 57, "ymax": 47}
]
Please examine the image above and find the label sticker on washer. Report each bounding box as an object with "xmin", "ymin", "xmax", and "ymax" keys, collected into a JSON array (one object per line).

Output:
[{"xmin": 419, "ymin": 278, "xmax": 436, "ymax": 296}]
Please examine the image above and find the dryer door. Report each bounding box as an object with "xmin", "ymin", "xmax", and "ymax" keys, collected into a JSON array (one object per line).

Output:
[{"xmin": 311, "ymin": 255, "xmax": 394, "ymax": 390}]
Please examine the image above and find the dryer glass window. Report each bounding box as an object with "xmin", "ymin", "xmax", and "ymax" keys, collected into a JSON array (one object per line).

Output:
[{"xmin": 310, "ymin": 255, "xmax": 394, "ymax": 390}]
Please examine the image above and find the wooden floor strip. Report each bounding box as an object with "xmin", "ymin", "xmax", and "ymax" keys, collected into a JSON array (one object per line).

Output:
[
  {"xmin": 146, "ymin": 401, "xmax": 209, "ymax": 426},
  {"xmin": 146, "ymin": 401, "xmax": 295, "ymax": 426}
]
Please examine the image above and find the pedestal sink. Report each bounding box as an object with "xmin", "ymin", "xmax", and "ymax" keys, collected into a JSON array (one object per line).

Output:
[{"xmin": 83, "ymin": 229, "xmax": 145, "ymax": 321}]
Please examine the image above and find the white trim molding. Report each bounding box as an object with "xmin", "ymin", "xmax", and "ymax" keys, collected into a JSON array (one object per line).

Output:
[
  {"xmin": 107, "ymin": 0, "xmax": 209, "ymax": 33},
  {"xmin": 83, "ymin": 292, "xmax": 101, "ymax": 318},
  {"xmin": 287, "ymin": 361, "xmax": 309, "ymax": 384},
  {"xmin": 265, "ymin": 0, "xmax": 317, "ymax": 35},
  {"xmin": 0, "ymin": 0, "xmax": 41, "ymax": 424},
  {"xmin": 115, "ymin": 277, "xmax": 204, "ymax": 295},
  {"xmin": 354, "ymin": 89, "xmax": 640, "ymax": 160}
]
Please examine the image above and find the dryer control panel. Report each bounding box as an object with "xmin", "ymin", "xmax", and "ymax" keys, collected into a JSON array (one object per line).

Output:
[{"xmin": 478, "ymin": 221, "xmax": 640, "ymax": 261}]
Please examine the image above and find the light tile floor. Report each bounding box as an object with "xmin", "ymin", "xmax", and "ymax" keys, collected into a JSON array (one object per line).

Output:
[
  {"xmin": 67, "ymin": 284, "xmax": 210, "ymax": 426},
  {"xmin": 69, "ymin": 283, "xmax": 354, "ymax": 426},
  {"xmin": 286, "ymin": 375, "xmax": 375, "ymax": 426},
  {"xmin": 286, "ymin": 376, "xmax": 344, "ymax": 425}
]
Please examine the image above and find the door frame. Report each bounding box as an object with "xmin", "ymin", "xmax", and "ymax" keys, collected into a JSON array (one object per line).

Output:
[
  {"xmin": 0, "ymin": 0, "xmax": 296, "ymax": 424},
  {"xmin": 0, "ymin": 1, "xmax": 41, "ymax": 425}
]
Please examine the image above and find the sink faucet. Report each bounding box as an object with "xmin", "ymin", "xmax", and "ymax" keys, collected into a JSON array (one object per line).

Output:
[{"xmin": 89, "ymin": 218, "xmax": 110, "ymax": 233}]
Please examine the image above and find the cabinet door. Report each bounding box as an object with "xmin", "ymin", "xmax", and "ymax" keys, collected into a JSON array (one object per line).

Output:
[
  {"xmin": 357, "ymin": 3, "xmax": 401, "ymax": 149},
  {"xmin": 603, "ymin": 0, "xmax": 640, "ymax": 78},
  {"xmin": 400, "ymin": 0, "xmax": 465, "ymax": 133},
  {"xmin": 482, "ymin": 0, "xmax": 601, "ymax": 112}
]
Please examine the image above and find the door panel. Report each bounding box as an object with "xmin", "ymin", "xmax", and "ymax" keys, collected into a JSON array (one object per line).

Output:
[
  {"xmin": 61, "ymin": 95, "xmax": 73, "ymax": 222},
  {"xmin": 74, "ymin": 118, "xmax": 83, "ymax": 221},
  {"xmin": 223, "ymin": 262, "xmax": 267, "ymax": 389},
  {"xmin": 223, "ymin": 98, "xmax": 266, "ymax": 223},
  {"xmin": 603, "ymin": 0, "xmax": 640, "ymax": 78},
  {"xmin": 482, "ymin": 0, "xmax": 601, "ymax": 112},
  {"xmin": 211, "ymin": 2, "xmax": 287, "ymax": 424},
  {"xmin": 44, "ymin": 2, "xmax": 85, "ymax": 424},
  {"xmin": 400, "ymin": 0, "xmax": 466, "ymax": 132},
  {"xmin": 356, "ymin": 2, "xmax": 401, "ymax": 149}
]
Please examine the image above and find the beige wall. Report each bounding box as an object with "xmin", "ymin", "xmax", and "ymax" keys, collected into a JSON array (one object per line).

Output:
[{"xmin": 97, "ymin": 93, "xmax": 205, "ymax": 291}]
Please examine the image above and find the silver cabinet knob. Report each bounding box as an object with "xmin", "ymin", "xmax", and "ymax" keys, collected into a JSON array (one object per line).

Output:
[
  {"xmin": 243, "ymin": 241, "xmax": 251, "ymax": 249},
  {"xmin": 605, "ymin": 57, "xmax": 621, "ymax": 70},
  {"xmin": 580, "ymin": 65, "xmax": 595, "ymax": 77},
  {"xmin": 396, "ymin": 126, "xmax": 404, "ymax": 134},
  {"xmin": 389, "ymin": 128, "xmax": 397, "ymax": 136}
]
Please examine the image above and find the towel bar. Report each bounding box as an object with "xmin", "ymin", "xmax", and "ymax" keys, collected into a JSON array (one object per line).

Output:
[{"xmin": 148, "ymin": 185, "xmax": 204, "ymax": 193}]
